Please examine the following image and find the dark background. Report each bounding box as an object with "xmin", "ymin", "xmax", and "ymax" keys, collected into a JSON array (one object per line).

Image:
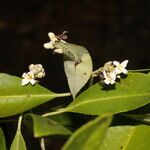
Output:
[{"xmin": 0, "ymin": 0, "xmax": 150, "ymax": 149}]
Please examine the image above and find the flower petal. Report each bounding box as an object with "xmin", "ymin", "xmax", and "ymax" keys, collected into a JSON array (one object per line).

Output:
[
  {"xmin": 21, "ymin": 79, "xmax": 29, "ymax": 86},
  {"xmin": 53, "ymin": 49, "xmax": 63, "ymax": 54},
  {"xmin": 30, "ymin": 79, "xmax": 37, "ymax": 85},
  {"xmin": 113, "ymin": 61, "xmax": 120, "ymax": 66},
  {"xmin": 43, "ymin": 42, "xmax": 54, "ymax": 49},
  {"xmin": 121, "ymin": 60, "xmax": 128, "ymax": 68},
  {"xmin": 48, "ymin": 32, "xmax": 58, "ymax": 42},
  {"xmin": 122, "ymin": 69, "xmax": 128, "ymax": 74}
]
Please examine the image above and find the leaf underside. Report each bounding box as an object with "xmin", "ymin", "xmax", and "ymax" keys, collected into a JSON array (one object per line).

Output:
[{"xmin": 56, "ymin": 42, "xmax": 93, "ymax": 98}]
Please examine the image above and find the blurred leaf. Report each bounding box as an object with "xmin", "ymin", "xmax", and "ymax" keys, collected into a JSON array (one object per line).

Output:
[
  {"xmin": 56, "ymin": 42, "xmax": 93, "ymax": 98},
  {"xmin": 99, "ymin": 125, "xmax": 150, "ymax": 150},
  {"xmin": 62, "ymin": 115, "xmax": 112, "ymax": 150},
  {"xmin": 64, "ymin": 73, "xmax": 150, "ymax": 115},
  {"xmin": 10, "ymin": 130, "xmax": 26, "ymax": 150},
  {"xmin": 0, "ymin": 128, "xmax": 6, "ymax": 150},
  {"xmin": 125, "ymin": 114, "xmax": 150, "ymax": 124},
  {"xmin": 24, "ymin": 113, "xmax": 72, "ymax": 138},
  {"xmin": 0, "ymin": 73, "xmax": 68, "ymax": 118}
]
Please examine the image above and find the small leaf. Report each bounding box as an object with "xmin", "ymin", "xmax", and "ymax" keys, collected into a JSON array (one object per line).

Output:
[
  {"xmin": 24, "ymin": 113, "xmax": 72, "ymax": 138},
  {"xmin": 62, "ymin": 115, "xmax": 112, "ymax": 150},
  {"xmin": 99, "ymin": 125, "xmax": 150, "ymax": 150},
  {"xmin": 56, "ymin": 42, "xmax": 93, "ymax": 98},
  {"xmin": 126, "ymin": 113, "xmax": 150, "ymax": 124},
  {"xmin": 10, "ymin": 130, "xmax": 26, "ymax": 150},
  {"xmin": 0, "ymin": 73, "xmax": 68, "ymax": 118},
  {"xmin": 64, "ymin": 73, "xmax": 150, "ymax": 115},
  {"xmin": 0, "ymin": 128, "xmax": 6, "ymax": 150}
]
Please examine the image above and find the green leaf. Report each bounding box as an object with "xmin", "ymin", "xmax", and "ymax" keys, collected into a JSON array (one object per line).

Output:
[
  {"xmin": 62, "ymin": 115, "xmax": 112, "ymax": 150},
  {"xmin": 125, "ymin": 113, "xmax": 150, "ymax": 124},
  {"xmin": 0, "ymin": 128, "xmax": 6, "ymax": 150},
  {"xmin": 56, "ymin": 42, "xmax": 93, "ymax": 98},
  {"xmin": 64, "ymin": 73, "xmax": 150, "ymax": 115},
  {"xmin": 99, "ymin": 125, "xmax": 150, "ymax": 150},
  {"xmin": 49, "ymin": 113, "xmax": 73, "ymax": 127},
  {"xmin": 24, "ymin": 113, "xmax": 72, "ymax": 138},
  {"xmin": 0, "ymin": 73, "xmax": 69, "ymax": 118},
  {"xmin": 10, "ymin": 130, "xmax": 26, "ymax": 150}
]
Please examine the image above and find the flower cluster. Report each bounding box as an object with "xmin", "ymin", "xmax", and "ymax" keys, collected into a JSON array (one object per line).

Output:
[
  {"xmin": 43, "ymin": 32, "xmax": 68, "ymax": 54},
  {"xmin": 101, "ymin": 60, "xmax": 128, "ymax": 85},
  {"xmin": 22, "ymin": 64, "xmax": 45, "ymax": 86}
]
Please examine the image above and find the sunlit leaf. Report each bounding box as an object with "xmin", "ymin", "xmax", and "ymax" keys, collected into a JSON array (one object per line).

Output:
[
  {"xmin": 63, "ymin": 73, "xmax": 150, "ymax": 115},
  {"xmin": 62, "ymin": 115, "xmax": 112, "ymax": 150},
  {"xmin": 10, "ymin": 130, "xmax": 26, "ymax": 150},
  {"xmin": 0, "ymin": 73, "xmax": 69, "ymax": 118},
  {"xmin": 99, "ymin": 125, "xmax": 150, "ymax": 150},
  {"xmin": 0, "ymin": 128, "xmax": 6, "ymax": 150},
  {"xmin": 56, "ymin": 42, "xmax": 93, "ymax": 98},
  {"xmin": 24, "ymin": 113, "xmax": 72, "ymax": 138}
]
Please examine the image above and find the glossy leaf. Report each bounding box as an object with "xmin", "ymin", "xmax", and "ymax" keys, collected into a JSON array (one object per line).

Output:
[
  {"xmin": 56, "ymin": 42, "xmax": 93, "ymax": 98},
  {"xmin": 64, "ymin": 73, "xmax": 150, "ymax": 115},
  {"xmin": 24, "ymin": 113, "xmax": 72, "ymax": 138},
  {"xmin": 62, "ymin": 115, "xmax": 112, "ymax": 150},
  {"xmin": 10, "ymin": 130, "xmax": 26, "ymax": 150},
  {"xmin": 0, "ymin": 73, "xmax": 69, "ymax": 118},
  {"xmin": 99, "ymin": 125, "xmax": 150, "ymax": 150},
  {"xmin": 0, "ymin": 128, "xmax": 6, "ymax": 150}
]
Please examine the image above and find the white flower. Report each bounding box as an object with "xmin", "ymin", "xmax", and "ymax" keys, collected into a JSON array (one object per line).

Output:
[
  {"xmin": 103, "ymin": 70, "xmax": 116, "ymax": 85},
  {"xmin": 22, "ymin": 64, "xmax": 45, "ymax": 86},
  {"xmin": 43, "ymin": 42, "xmax": 54, "ymax": 49},
  {"xmin": 43, "ymin": 32, "xmax": 65, "ymax": 54},
  {"xmin": 53, "ymin": 49, "xmax": 63, "ymax": 54},
  {"xmin": 29, "ymin": 64, "xmax": 45, "ymax": 78},
  {"xmin": 113, "ymin": 60, "xmax": 129, "ymax": 74},
  {"xmin": 21, "ymin": 72, "xmax": 37, "ymax": 86},
  {"xmin": 48, "ymin": 32, "xmax": 58, "ymax": 42},
  {"xmin": 43, "ymin": 32, "xmax": 58, "ymax": 50}
]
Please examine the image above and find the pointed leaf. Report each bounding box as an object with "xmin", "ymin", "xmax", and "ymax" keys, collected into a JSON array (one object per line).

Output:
[
  {"xmin": 10, "ymin": 130, "xmax": 26, "ymax": 150},
  {"xmin": 99, "ymin": 125, "xmax": 150, "ymax": 150},
  {"xmin": 56, "ymin": 42, "xmax": 93, "ymax": 98},
  {"xmin": 0, "ymin": 73, "xmax": 67, "ymax": 118},
  {"xmin": 64, "ymin": 73, "xmax": 150, "ymax": 115},
  {"xmin": 24, "ymin": 113, "xmax": 72, "ymax": 138},
  {"xmin": 62, "ymin": 115, "xmax": 112, "ymax": 150},
  {"xmin": 0, "ymin": 128, "xmax": 6, "ymax": 150}
]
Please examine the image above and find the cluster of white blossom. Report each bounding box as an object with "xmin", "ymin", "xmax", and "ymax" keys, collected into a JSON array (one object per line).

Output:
[
  {"xmin": 101, "ymin": 60, "xmax": 128, "ymax": 85},
  {"xmin": 43, "ymin": 32, "xmax": 67, "ymax": 54},
  {"xmin": 22, "ymin": 64, "xmax": 45, "ymax": 86}
]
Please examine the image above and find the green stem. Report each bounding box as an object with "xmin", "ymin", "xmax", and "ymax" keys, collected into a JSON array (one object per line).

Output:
[
  {"xmin": 42, "ymin": 108, "xmax": 66, "ymax": 117},
  {"xmin": 56, "ymin": 92, "xmax": 71, "ymax": 97},
  {"xmin": 129, "ymin": 69, "xmax": 150, "ymax": 72},
  {"xmin": 17, "ymin": 115, "xmax": 23, "ymax": 131}
]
